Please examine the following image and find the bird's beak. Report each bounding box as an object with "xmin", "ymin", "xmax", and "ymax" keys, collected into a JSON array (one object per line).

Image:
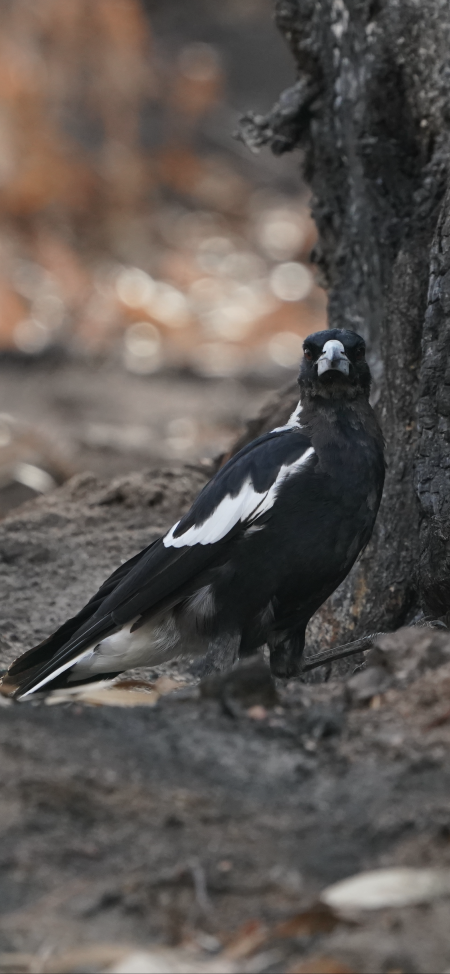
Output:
[{"xmin": 317, "ymin": 339, "xmax": 349, "ymax": 377}]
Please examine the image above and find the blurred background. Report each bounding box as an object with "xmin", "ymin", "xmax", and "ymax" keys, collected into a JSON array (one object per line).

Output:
[{"xmin": 0, "ymin": 0, "xmax": 326, "ymax": 517}]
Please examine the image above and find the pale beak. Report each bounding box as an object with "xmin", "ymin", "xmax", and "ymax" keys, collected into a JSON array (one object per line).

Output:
[{"xmin": 317, "ymin": 339, "xmax": 349, "ymax": 377}]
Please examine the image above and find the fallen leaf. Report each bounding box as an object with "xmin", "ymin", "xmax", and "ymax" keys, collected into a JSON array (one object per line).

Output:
[
  {"xmin": 112, "ymin": 678, "xmax": 157, "ymax": 691},
  {"xmin": 273, "ymin": 903, "xmax": 340, "ymax": 938},
  {"xmin": 105, "ymin": 946, "xmax": 237, "ymax": 974},
  {"xmin": 46, "ymin": 687, "xmax": 159, "ymax": 708},
  {"xmin": 321, "ymin": 867, "xmax": 450, "ymax": 911},
  {"xmin": 224, "ymin": 919, "xmax": 268, "ymax": 960},
  {"xmin": 44, "ymin": 674, "xmax": 187, "ymax": 708},
  {"xmin": 43, "ymin": 945, "xmax": 132, "ymax": 973},
  {"xmin": 154, "ymin": 676, "xmax": 187, "ymax": 695},
  {"xmin": 222, "ymin": 904, "xmax": 343, "ymax": 962}
]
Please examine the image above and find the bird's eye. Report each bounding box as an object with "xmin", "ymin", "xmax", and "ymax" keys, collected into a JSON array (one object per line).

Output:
[
  {"xmin": 355, "ymin": 346, "xmax": 365, "ymax": 360},
  {"xmin": 304, "ymin": 348, "xmax": 313, "ymax": 361}
]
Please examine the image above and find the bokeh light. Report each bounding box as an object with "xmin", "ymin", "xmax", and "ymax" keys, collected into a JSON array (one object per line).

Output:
[
  {"xmin": 268, "ymin": 331, "xmax": 305, "ymax": 368},
  {"xmin": 123, "ymin": 321, "xmax": 162, "ymax": 373},
  {"xmin": 0, "ymin": 0, "xmax": 328, "ymax": 514},
  {"xmin": 269, "ymin": 262, "xmax": 313, "ymax": 303}
]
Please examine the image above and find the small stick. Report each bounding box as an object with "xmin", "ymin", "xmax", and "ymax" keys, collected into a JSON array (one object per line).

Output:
[{"xmin": 302, "ymin": 632, "xmax": 385, "ymax": 672}]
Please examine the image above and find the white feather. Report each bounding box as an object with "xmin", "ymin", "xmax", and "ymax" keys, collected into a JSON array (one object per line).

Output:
[
  {"xmin": 164, "ymin": 445, "xmax": 315, "ymax": 548},
  {"xmin": 22, "ymin": 610, "xmax": 194, "ymax": 695},
  {"xmin": 260, "ymin": 447, "xmax": 315, "ymax": 514},
  {"xmin": 20, "ymin": 646, "xmax": 95, "ymax": 697},
  {"xmin": 272, "ymin": 400, "xmax": 303, "ymax": 432},
  {"xmin": 71, "ymin": 615, "xmax": 180, "ymax": 677}
]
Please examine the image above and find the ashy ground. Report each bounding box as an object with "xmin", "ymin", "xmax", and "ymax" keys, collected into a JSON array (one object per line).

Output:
[{"xmin": 1, "ymin": 471, "xmax": 450, "ymax": 973}]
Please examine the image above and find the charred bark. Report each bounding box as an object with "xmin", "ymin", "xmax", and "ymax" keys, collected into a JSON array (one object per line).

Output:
[{"xmin": 238, "ymin": 0, "xmax": 450, "ymax": 651}]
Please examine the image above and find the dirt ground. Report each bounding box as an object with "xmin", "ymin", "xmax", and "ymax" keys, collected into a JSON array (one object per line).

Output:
[
  {"xmin": 1, "ymin": 463, "xmax": 450, "ymax": 973},
  {"xmin": 0, "ymin": 358, "xmax": 275, "ymax": 479}
]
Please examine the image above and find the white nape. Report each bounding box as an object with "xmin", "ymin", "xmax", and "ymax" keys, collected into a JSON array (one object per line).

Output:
[{"xmin": 164, "ymin": 445, "xmax": 314, "ymax": 548}]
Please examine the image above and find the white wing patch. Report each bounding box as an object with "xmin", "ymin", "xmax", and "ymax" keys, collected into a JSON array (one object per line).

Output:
[
  {"xmin": 259, "ymin": 447, "xmax": 314, "ymax": 516},
  {"xmin": 272, "ymin": 400, "xmax": 303, "ymax": 432},
  {"xmin": 163, "ymin": 446, "xmax": 314, "ymax": 548}
]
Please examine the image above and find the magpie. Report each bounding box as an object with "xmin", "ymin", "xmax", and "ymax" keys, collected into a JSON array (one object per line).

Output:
[{"xmin": 1, "ymin": 328, "xmax": 385, "ymax": 697}]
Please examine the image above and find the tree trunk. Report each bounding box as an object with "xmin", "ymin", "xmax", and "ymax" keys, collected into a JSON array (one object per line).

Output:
[{"xmin": 238, "ymin": 0, "xmax": 450, "ymax": 654}]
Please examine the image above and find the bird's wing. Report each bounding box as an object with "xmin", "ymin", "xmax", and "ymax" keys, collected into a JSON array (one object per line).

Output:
[
  {"xmin": 5, "ymin": 427, "xmax": 314, "ymax": 696},
  {"xmin": 164, "ymin": 427, "xmax": 314, "ymax": 546}
]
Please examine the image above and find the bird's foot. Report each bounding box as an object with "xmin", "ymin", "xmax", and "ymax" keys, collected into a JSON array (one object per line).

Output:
[{"xmin": 269, "ymin": 648, "xmax": 304, "ymax": 679}]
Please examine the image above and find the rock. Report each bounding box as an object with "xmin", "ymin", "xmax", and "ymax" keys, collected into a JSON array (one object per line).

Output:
[
  {"xmin": 372, "ymin": 627, "xmax": 450, "ymax": 679},
  {"xmin": 347, "ymin": 627, "xmax": 450, "ymax": 703},
  {"xmin": 321, "ymin": 867, "xmax": 450, "ymax": 912},
  {"xmin": 200, "ymin": 656, "xmax": 277, "ymax": 712},
  {"xmin": 346, "ymin": 666, "xmax": 391, "ymax": 705},
  {"xmin": 304, "ymin": 703, "xmax": 345, "ymax": 738}
]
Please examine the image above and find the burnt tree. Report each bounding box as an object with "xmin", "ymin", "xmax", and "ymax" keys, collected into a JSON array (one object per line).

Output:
[{"xmin": 238, "ymin": 0, "xmax": 450, "ymax": 652}]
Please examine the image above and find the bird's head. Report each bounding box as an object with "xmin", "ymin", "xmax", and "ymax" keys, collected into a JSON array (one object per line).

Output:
[{"xmin": 298, "ymin": 329, "xmax": 371, "ymax": 400}]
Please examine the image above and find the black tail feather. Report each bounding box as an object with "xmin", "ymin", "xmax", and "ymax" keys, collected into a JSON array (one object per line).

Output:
[{"xmin": 2, "ymin": 539, "xmax": 160, "ymax": 696}]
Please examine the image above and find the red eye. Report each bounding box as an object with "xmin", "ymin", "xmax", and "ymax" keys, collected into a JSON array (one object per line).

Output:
[
  {"xmin": 304, "ymin": 348, "xmax": 312, "ymax": 361},
  {"xmin": 356, "ymin": 347, "xmax": 365, "ymax": 360}
]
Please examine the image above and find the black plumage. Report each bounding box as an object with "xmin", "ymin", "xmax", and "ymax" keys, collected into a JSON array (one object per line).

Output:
[{"xmin": 2, "ymin": 328, "xmax": 385, "ymax": 697}]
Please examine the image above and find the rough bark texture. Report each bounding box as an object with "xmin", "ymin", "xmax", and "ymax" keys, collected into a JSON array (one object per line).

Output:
[
  {"xmin": 238, "ymin": 0, "xmax": 450, "ymax": 650},
  {"xmin": 417, "ymin": 190, "xmax": 450, "ymax": 618}
]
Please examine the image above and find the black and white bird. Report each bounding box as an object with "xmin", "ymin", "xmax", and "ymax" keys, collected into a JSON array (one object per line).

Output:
[{"xmin": 2, "ymin": 329, "xmax": 385, "ymax": 698}]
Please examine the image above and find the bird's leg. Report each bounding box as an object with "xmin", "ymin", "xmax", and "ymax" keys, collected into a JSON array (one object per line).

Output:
[
  {"xmin": 190, "ymin": 632, "xmax": 240, "ymax": 678},
  {"xmin": 268, "ymin": 626, "xmax": 306, "ymax": 678}
]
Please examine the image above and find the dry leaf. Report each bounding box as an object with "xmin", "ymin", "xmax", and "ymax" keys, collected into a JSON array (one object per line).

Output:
[
  {"xmin": 105, "ymin": 947, "xmax": 237, "ymax": 974},
  {"xmin": 153, "ymin": 676, "xmax": 186, "ymax": 695},
  {"xmin": 224, "ymin": 920, "xmax": 268, "ymax": 960},
  {"xmin": 273, "ymin": 903, "xmax": 340, "ymax": 938},
  {"xmin": 321, "ymin": 867, "xmax": 450, "ymax": 911},
  {"xmin": 44, "ymin": 674, "xmax": 187, "ymax": 708},
  {"xmin": 46, "ymin": 686, "xmax": 159, "ymax": 708},
  {"xmin": 43, "ymin": 945, "xmax": 132, "ymax": 973},
  {"xmin": 112, "ymin": 678, "xmax": 157, "ymax": 691},
  {"xmin": 223, "ymin": 904, "xmax": 341, "ymax": 962}
]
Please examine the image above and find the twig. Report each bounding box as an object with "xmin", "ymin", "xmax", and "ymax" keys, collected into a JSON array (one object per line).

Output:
[
  {"xmin": 425, "ymin": 707, "xmax": 450, "ymax": 730},
  {"xmin": 188, "ymin": 859, "xmax": 213, "ymax": 914},
  {"xmin": 302, "ymin": 632, "xmax": 386, "ymax": 672}
]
